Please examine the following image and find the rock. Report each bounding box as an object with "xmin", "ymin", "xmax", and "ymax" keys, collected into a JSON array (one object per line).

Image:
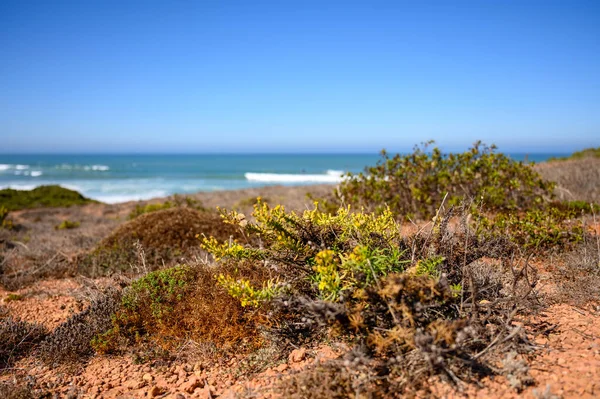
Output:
[
  {"xmin": 289, "ymin": 348, "xmax": 307, "ymax": 363},
  {"xmin": 275, "ymin": 363, "xmax": 289, "ymax": 372},
  {"xmin": 197, "ymin": 387, "xmax": 213, "ymax": 399},
  {"xmin": 193, "ymin": 361, "xmax": 203, "ymax": 372},
  {"xmin": 182, "ymin": 376, "xmax": 203, "ymax": 394},
  {"xmin": 149, "ymin": 385, "xmax": 166, "ymax": 397},
  {"xmin": 142, "ymin": 373, "xmax": 154, "ymax": 383},
  {"xmin": 125, "ymin": 379, "xmax": 146, "ymax": 390}
]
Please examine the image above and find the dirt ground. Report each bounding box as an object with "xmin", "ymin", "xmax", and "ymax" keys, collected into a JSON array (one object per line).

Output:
[{"xmin": 1, "ymin": 183, "xmax": 599, "ymax": 398}]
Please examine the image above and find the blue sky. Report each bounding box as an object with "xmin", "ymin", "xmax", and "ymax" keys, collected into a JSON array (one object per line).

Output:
[{"xmin": 1, "ymin": 0, "xmax": 598, "ymax": 153}]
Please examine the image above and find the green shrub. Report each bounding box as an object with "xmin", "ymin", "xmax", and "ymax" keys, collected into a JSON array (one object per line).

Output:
[
  {"xmin": 54, "ymin": 220, "xmax": 80, "ymax": 230},
  {"xmin": 335, "ymin": 141, "xmax": 554, "ymax": 220},
  {"xmin": 0, "ymin": 185, "xmax": 96, "ymax": 211}
]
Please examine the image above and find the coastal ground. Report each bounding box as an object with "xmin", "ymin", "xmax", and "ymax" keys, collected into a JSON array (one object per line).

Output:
[{"xmin": 1, "ymin": 160, "xmax": 599, "ymax": 398}]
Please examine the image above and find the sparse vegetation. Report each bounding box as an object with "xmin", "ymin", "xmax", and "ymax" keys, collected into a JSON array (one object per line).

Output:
[
  {"xmin": 2, "ymin": 142, "xmax": 599, "ymax": 397},
  {"xmin": 0, "ymin": 185, "xmax": 96, "ymax": 211}
]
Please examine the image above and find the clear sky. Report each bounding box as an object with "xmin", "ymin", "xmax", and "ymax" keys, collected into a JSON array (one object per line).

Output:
[{"xmin": 1, "ymin": 0, "xmax": 599, "ymax": 153}]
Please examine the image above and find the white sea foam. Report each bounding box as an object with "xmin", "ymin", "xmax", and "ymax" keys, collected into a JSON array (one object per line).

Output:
[
  {"xmin": 0, "ymin": 164, "xmax": 30, "ymax": 171},
  {"xmin": 12, "ymin": 170, "xmax": 43, "ymax": 177},
  {"xmin": 0, "ymin": 183, "xmax": 39, "ymax": 191},
  {"xmin": 245, "ymin": 169, "xmax": 345, "ymax": 183},
  {"xmin": 84, "ymin": 165, "xmax": 110, "ymax": 171},
  {"xmin": 55, "ymin": 164, "xmax": 110, "ymax": 171},
  {"xmin": 91, "ymin": 191, "xmax": 169, "ymax": 204}
]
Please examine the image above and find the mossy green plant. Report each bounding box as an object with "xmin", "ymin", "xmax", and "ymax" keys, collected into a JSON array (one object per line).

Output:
[
  {"xmin": 91, "ymin": 265, "xmax": 198, "ymax": 353},
  {"xmin": 121, "ymin": 265, "xmax": 195, "ymax": 321}
]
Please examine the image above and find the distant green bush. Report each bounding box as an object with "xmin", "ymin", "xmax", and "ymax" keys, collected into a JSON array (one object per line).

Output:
[
  {"xmin": 55, "ymin": 220, "xmax": 80, "ymax": 230},
  {"xmin": 0, "ymin": 185, "xmax": 96, "ymax": 211},
  {"xmin": 335, "ymin": 141, "xmax": 555, "ymax": 220},
  {"xmin": 549, "ymin": 147, "xmax": 600, "ymax": 161}
]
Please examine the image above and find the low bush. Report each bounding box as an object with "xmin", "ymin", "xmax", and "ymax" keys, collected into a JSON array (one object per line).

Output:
[
  {"xmin": 77, "ymin": 207, "xmax": 246, "ymax": 277},
  {"xmin": 0, "ymin": 185, "xmax": 96, "ymax": 211},
  {"xmin": 38, "ymin": 287, "xmax": 122, "ymax": 366},
  {"xmin": 334, "ymin": 141, "xmax": 554, "ymax": 220}
]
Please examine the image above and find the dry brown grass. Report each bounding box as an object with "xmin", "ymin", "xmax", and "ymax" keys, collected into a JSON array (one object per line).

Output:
[{"xmin": 535, "ymin": 158, "xmax": 600, "ymax": 203}]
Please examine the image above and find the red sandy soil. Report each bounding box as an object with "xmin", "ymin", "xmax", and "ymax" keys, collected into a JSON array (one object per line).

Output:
[{"xmin": 2, "ymin": 274, "xmax": 598, "ymax": 398}]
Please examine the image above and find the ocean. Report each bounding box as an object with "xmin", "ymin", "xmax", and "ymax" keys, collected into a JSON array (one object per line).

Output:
[{"xmin": 0, "ymin": 153, "xmax": 567, "ymax": 204}]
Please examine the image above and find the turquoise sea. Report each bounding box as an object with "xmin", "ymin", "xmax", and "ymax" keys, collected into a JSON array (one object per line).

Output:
[{"xmin": 0, "ymin": 153, "xmax": 567, "ymax": 203}]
